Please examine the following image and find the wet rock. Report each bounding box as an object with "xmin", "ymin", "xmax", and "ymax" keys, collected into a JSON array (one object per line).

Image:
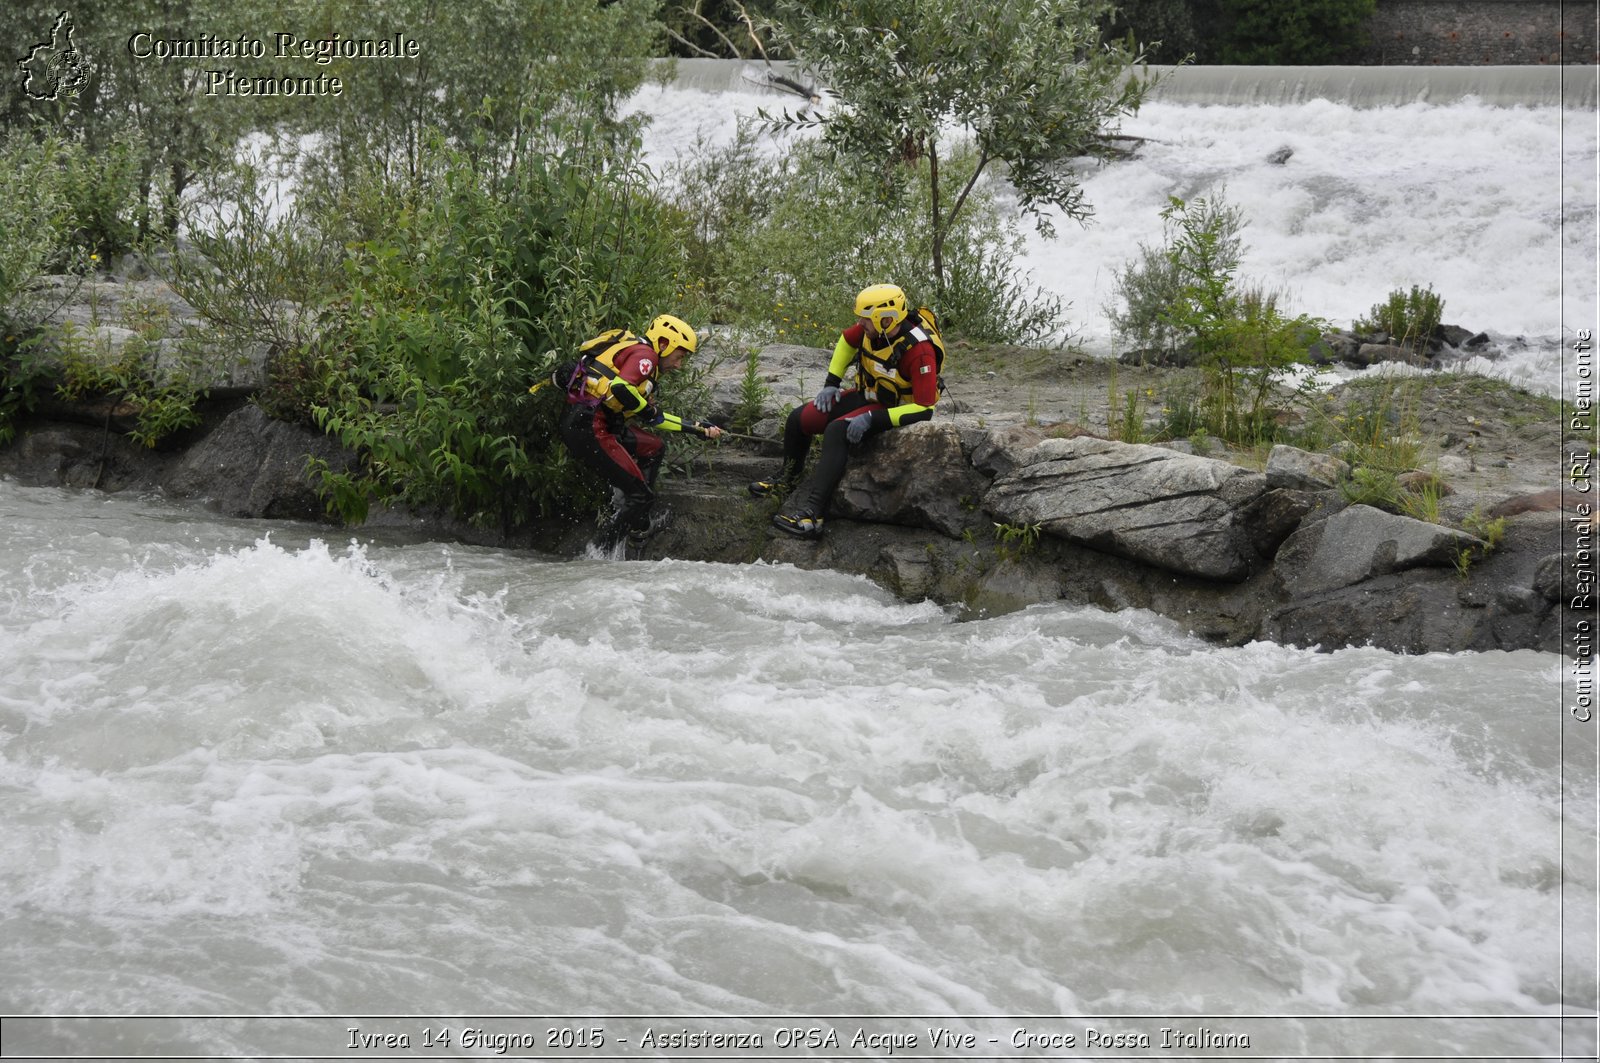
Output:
[
  {"xmin": 163, "ymin": 405, "xmax": 355, "ymax": 521},
  {"xmin": 1354, "ymin": 342, "xmax": 1427, "ymax": 367},
  {"xmin": 872, "ymin": 543, "xmax": 937, "ymax": 600},
  {"xmin": 833, "ymin": 422, "xmax": 991, "ymax": 538}
]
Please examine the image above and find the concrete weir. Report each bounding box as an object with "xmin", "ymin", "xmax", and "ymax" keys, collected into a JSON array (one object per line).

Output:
[
  {"xmin": 1137, "ymin": 63, "xmax": 1597, "ymax": 109},
  {"xmin": 659, "ymin": 58, "xmax": 1597, "ymax": 110}
]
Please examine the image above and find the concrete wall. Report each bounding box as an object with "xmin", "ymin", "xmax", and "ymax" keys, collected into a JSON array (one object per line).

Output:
[{"xmin": 1364, "ymin": 0, "xmax": 1597, "ymax": 64}]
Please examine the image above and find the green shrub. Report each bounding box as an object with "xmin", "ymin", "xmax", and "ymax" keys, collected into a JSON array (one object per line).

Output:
[
  {"xmin": 1108, "ymin": 192, "xmax": 1244, "ymax": 360},
  {"xmin": 0, "ymin": 132, "xmax": 72, "ymax": 333},
  {"xmin": 733, "ymin": 345, "xmax": 772, "ymax": 433},
  {"xmin": 1199, "ymin": 0, "xmax": 1376, "ymax": 64},
  {"xmin": 161, "ymin": 157, "xmax": 345, "ymax": 369},
  {"xmin": 51, "ymin": 319, "xmax": 204, "ymax": 448},
  {"xmin": 55, "ymin": 130, "xmax": 154, "ymax": 263},
  {"xmin": 307, "ymin": 135, "xmax": 688, "ymax": 530},
  {"xmin": 1358, "ymin": 284, "xmax": 1445, "ymax": 347},
  {"xmin": 1123, "ymin": 192, "xmax": 1322, "ymax": 445},
  {"xmin": 669, "ymin": 137, "xmax": 1063, "ymax": 346},
  {"xmin": 0, "ymin": 132, "xmax": 74, "ymax": 444}
]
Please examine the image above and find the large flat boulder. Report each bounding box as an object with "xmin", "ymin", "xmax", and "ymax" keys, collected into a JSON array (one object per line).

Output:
[{"xmin": 983, "ymin": 436, "xmax": 1275, "ymax": 582}]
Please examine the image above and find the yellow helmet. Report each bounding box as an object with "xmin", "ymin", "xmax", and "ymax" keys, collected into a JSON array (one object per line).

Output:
[
  {"xmin": 646, "ymin": 313, "xmax": 698, "ymax": 357},
  {"xmin": 854, "ymin": 283, "xmax": 908, "ymax": 332}
]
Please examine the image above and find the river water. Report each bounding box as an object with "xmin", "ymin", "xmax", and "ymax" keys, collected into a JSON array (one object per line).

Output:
[
  {"xmin": 0, "ymin": 481, "xmax": 1593, "ymax": 1058},
  {"xmin": 3, "ymin": 66, "xmax": 1597, "ymax": 1062},
  {"xmin": 632, "ymin": 62, "xmax": 1598, "ymax": 400}
]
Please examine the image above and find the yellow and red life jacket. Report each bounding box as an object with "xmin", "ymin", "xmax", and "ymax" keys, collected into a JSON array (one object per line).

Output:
[
  {"xmin": 567, "ymin": 329, "xmax": 657, "ymax": 414},
  {"xmin": 854, "ymin": 307, "xmax": 946, "ymax": 406}
]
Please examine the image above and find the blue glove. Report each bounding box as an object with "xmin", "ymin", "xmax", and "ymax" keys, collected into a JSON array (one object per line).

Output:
[
  {"xmin": 846, "ymin": 412, "xmax": 873, "ymax": 444},
  {"xmin": 814, "ymin": 385, "xmax": 840, "ymax": 413}
]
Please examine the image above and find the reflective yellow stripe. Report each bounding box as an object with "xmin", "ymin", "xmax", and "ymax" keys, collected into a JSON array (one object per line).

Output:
[
  {"xmin": 886, "ymin": 402, "xmax": 933, "ymax": 427},
  {"xmin": 829, "ymin": 335, "xmax": 855, "ymax": 379}
]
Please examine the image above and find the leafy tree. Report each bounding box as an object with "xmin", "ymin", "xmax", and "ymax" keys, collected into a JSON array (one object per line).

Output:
[
  {"xmin": 1193, "ymin": 0, "xmax": 1376, "ymax": 64},
  {"xmin": 765, "ymin": 0, "xmax": 1149, "ymax": 299},
  {"xmin": 1099, "ymin": 0, "xmax": 1203, "ymax": 64},
  {"xmin": 669, "ymin": 133, "xmax": 1061, "ymax": 345},
  {"xmin": 272, "ymin": 0, "xmax": 663, "ymax": 197},
  {"xmin": 1, "ymin": 1, "xmax": 280, "ymax": 237},
  {"xmin": 662, "ymin": 0, "xmax": 785, "ymax": 58}
]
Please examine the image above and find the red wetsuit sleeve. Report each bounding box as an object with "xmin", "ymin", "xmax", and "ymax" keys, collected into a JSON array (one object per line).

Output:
[
  {"xmin": 902, "ymin": 342, "xmax": 941, "ymax": 406},
  {"xmin": 611, "ymin": 343, "xmax": 658, "ymax": 387}
]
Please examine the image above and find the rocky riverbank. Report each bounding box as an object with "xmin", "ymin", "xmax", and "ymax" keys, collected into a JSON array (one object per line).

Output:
[{"xmin": 1, "ymin": 274, "xmax": 1590, "ymax": 657}]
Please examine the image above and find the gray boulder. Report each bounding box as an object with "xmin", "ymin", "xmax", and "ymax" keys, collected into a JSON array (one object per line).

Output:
[
  {"xmin": 833, "ymin": 422, "xmax": 990, "ymax": 538},
  {"xmin": 967, "ymin": 424, "xmax": 1055, "ymax": 478},
  {"xmin": 1272, "ymin": 503, "xmax": 1487, "ymax": 596},
  {"xmin": 983, "ymin": 436, "xmax": 1275, "ymax": 582},
  {"xmin": 163, "ymin": 405, "xmax": 355, "ymax": 520},
  {"xmin": 1266, "ymin": 443, "xmax": 1349, "ymax": 491},
  {"xmin": 1354, "ymin": 342, "xmax": 1426, "ymax": 367}
]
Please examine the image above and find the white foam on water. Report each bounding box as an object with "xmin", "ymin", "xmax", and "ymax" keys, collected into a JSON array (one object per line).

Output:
[
  {"xmin": 629, "ymin": 80, "xmax": 1595, "ymax": 398},
  {"xmin": 0, "ymin": 469, "xmax": 1585, "ymax": 1058}
]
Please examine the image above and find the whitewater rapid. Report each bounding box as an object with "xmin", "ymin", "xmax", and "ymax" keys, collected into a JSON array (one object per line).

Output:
[
  {"xmin": 625, "ymin": 67, "xmax": 1597, "ymax": 399},
  {"xmin": 0, "ymin": 482, "xmax": 1592, "ymax": 1059},
  {"xmin": 2, "ymin": 63, "xmax": 1595, "ymax": 1063}
]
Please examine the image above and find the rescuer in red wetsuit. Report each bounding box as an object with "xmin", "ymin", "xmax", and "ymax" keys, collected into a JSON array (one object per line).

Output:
[
  {"xmin": 752, "ymin": 284, "xmax": 944, "ymax": 540},
  {"xmin": 554, "ymin": 314, "xmax": 722, "ymax": 548}
]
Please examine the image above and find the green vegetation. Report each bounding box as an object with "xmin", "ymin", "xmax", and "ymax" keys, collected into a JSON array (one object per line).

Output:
[
  {"xmin": 733, "ymin": 346, "xmax": 772, "ymax": 434},
  {"xmin": 4, "ymin": 1, "xmax": 1153, "ymax": 527},
  {"xmin": 1111, "ymin": 191, "xmax": 1325, "ymax": 447},
  {"xmin": 765, "ymin": 0, "xmax": 1150, "ymax": 300},
  {"xmin": 1106, "ymin": 193, "xmax": 1244, "ymax": 358},
  {"xmin": 304, "ymin": 134, "xmax": 685, "ymax": 529},
  {"xmin": 53, "ymin": 317, "xmax": 205, "ymax": 450},
  {"xmin": 1358, "ymin": 284, "xmax": 1445, "ymax": 348},
  {"xmin": 1454, "ymin": 510, "xmax": 1507, "ymax": 579},
  {"xmin": 1194, "ymin": 0, "xmax": 1377, "ymax": 65},
  {"xmin": 663, "ymin": 0, "xmax": 1379, "ymax": 66},
  {"xmin": 669, "ymin": 135, "xmax": 1062, "ymax": 346},
  {"xmin": 1099, "ymin": 0, "xmax": 1376, "ymax": 65},
  {"xmin": 993, "ymin": 520, "xmax": 1044, "ymax": 563}
]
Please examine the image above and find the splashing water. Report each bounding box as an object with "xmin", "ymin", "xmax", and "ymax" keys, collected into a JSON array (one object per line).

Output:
[
  {"xmin": 0, "ymin": 482, "xmax": 1591, "ymax": 1058},
  {"xmin": 627, "ymin": 68, "xmax": 1596, "ymax": 399}
]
